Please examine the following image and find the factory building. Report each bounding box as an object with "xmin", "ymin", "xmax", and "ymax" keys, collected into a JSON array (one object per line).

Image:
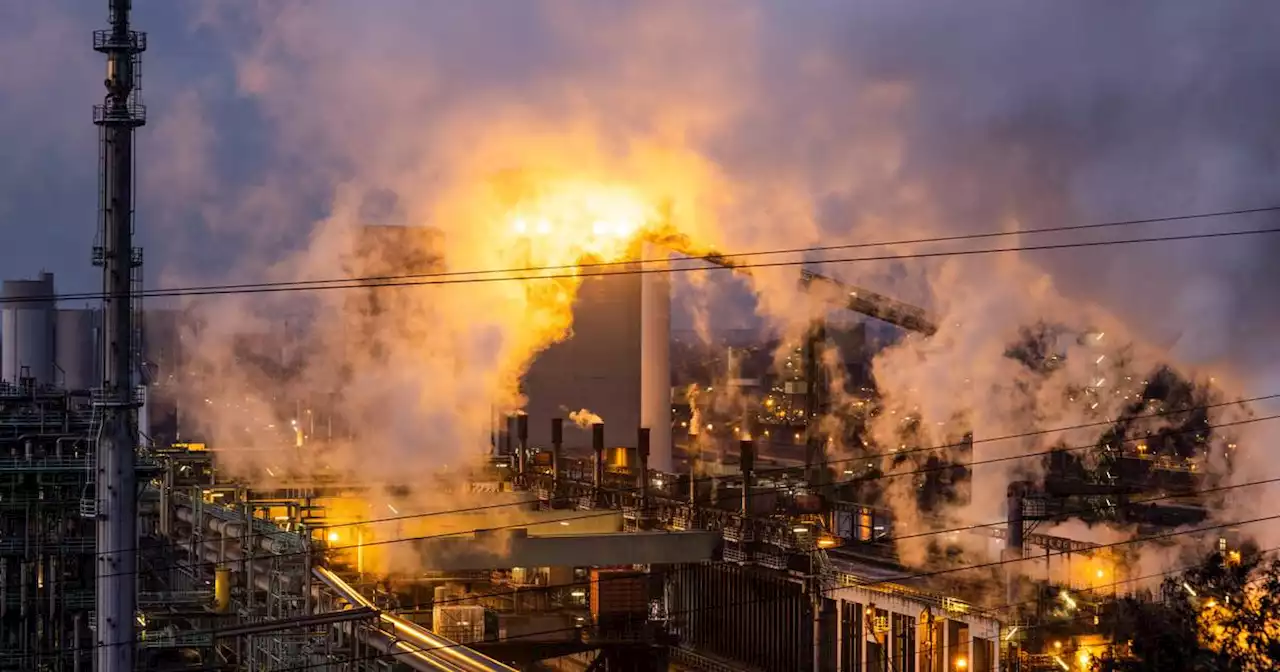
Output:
[
  {"xmin": 521, "ymin": 244, "xmax": 673, "ymax": 470},
  {"xmin": 521, "ymin": 267, "xmax": 644, "ymax": 454}
]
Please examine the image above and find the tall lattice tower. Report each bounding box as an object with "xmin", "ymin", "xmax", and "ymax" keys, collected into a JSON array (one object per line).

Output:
[{"xmin": 91, "ymin": 1, "xmax": 145, "ymax": 670}]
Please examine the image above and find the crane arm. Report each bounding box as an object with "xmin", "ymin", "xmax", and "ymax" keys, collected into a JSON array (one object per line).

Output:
[{"xmin": 643, "ymin": 227, "xmax": 936, "ymax": 336}]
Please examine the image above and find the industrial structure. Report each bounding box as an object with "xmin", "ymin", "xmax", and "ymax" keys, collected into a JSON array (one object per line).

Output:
[{"xmin": 0, "ymin": 2, "xmax": 1247, "ymax": 672}]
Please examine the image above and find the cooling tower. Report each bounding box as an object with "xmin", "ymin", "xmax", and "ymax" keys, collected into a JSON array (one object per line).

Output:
[
  {"xmin": 2, "ymin": 273, "xmax": 56, "ymax": 386},
  {"xmin": 56, "ymin": 308, "xmax": 101, "ymax": 390}
]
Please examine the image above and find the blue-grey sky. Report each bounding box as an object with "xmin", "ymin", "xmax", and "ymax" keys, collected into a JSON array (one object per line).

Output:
[{"xmin": 3, "ymin": 1, "xmax": 1279, "ymax": 385}]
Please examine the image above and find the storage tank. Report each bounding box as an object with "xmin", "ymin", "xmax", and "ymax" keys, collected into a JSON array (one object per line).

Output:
[
  {"xmin": 56, "ymin": 308, "xmax": 101, "ymax": 390},
  {"xmin": 1, "ymin": 273, "xmax": 56, "ymax": 386}
]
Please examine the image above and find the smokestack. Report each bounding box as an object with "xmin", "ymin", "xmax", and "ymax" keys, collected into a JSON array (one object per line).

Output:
[
  {"xmin": 1006, "ymin": 481, "xmax": 1027, "ymax": 606},
  {"xmin": 516, "ymin": 413, "xmax": 529, "ymax": 475},
  {"xmin": 640, "ymin": 242, "xmax": 673, "ymax": 472},
  {"xmin": 803, "ymin": 321, "xmax": 827, "ymax": 488},
  {"xmin": 592, "ymin": 422, "xmax": 605, "ymax": 489},
  {"xmin": 550, "ymin": 417, "xmax": 563, "ymax": 485},
  {"xmin": 687, "ymin": 418, "xmax": 699, "ymax": 504},
  {"xmin": 638, "ymin": 427, "xmax": 651, "ymax": 511},
  {"xmin": 740, "ymin": 439, "xmax": 755, "ymax": 516}
]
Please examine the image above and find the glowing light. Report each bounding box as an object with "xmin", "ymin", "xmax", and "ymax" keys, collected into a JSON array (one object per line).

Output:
[
  {"xmin": 1054, "ymin": 641, "xmax": 1063, "ymax": 650},
  {"xmin": 512, "ymin": 218, "xmax": 529, "ymax": 234},
  {"xmin": 328, "ymin": 532, "xmax": 340, "ymax": 542},
  {"xmin": 1096, "ymin": 569, "xmax": 1105, "ymax": 579},
  {"xmin": 955, "ymin": 656, "xmax": 968, "ymax": 670}
]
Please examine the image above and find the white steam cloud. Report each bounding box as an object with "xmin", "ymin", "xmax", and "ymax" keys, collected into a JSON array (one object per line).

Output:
[{"xmin": 87, "ymin": 1, "xmax": 1280, "ymax": 569}]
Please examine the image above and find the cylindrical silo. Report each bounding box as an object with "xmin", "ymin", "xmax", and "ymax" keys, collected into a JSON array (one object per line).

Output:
[
  {"xmin": 2, "ymin": 273, "xmax": 56, "ymax": 386},
  {"xmin": 56, "ymin": 308, "xmax": 101, "ymax": 391}
]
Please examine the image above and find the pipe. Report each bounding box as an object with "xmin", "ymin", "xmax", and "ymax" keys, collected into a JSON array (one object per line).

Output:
[
  {"xmin": 214, "ymin": 567, "xmax": 231, "ymax": 614},
  {"xmin": 591, "ymin": 422, "xmax": 605, "ymax": 489},
  {"xmin": 174, "ymin": 505, "xmax": 292, "ymax": 554},
  {"xmin": 550, "ymin": 418, "xmax": 562, "ymax": 485},
  {"xmin": 515, "ymin": 413, "xmax": 528, "ymax": 476},
  {"xmin": 1007, "ymin": 481, "xmax": 1027, "ymax": 606},
  {"xmin": 313, "ymin": 566, "xmax": 514, "ymax": 672},
  {"xmin": 637, "ymin": 427, "xmax": 651, "ymax": 513}
]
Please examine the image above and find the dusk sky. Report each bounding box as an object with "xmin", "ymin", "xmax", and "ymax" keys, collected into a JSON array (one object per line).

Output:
[{"xmin": 3, "ymin": 1, "xmax": 1279, "ymax": 388}]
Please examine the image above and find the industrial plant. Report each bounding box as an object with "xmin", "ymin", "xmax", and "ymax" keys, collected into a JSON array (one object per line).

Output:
[{"xmin": 0, "ymin": 2, "xmax": 1265, "ymax": 672}]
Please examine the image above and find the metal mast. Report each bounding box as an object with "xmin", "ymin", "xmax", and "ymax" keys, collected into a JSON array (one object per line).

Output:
[{"xmin": 92, "ymin": 0, "xmax": 146, "ymax": 670}]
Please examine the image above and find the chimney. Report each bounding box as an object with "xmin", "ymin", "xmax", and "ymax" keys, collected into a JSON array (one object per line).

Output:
[
  {"xmin": 740, "ymin": 438, "xmax": 755, "ymax": 516},
  {"xmin": 592, "ymin": 422, "xmax": 605, "ymax": 489},
  {"xmin": 1006, "ymin": 481, "xmax": 1027, "ymax": 606},
  {"xmin": 550, "ymin": 417, "xmax": 563, "ymax": 485},
  {"xmin": 515, "ymin": 413, "xmax": 529, "ymax": 475},
  {"xmin": 637, "ymin": 427, "xmax": 651, "ymax": 511}
]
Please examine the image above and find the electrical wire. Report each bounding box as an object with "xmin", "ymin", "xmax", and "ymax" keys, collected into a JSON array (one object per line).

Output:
[
  {"xmin": 6, "ymin": 214, "xmax": 1280, "ymax": 305},
  {"xmin": 90, "ymin": 411, "xmax": 1280, "ymax": 589},
  {"xmin": 25, "ymin": 472, "xmax": 1280, "ymax": 667},
  {"xmin": 6, "ymin": 405, "xmax": 1257, "ymax": 668},
  {"xmin": 260, "ymin": 510, "xmax": 1280, "ymax": 672},
  {"xmin": 98, "ymin": 391, "xmax": 1275, "ymax": 562}
]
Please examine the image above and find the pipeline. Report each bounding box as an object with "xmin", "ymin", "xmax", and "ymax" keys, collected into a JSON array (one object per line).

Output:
[
  {"xmin": 174, "ymin": 505, "xmax": 295, "ymax": 555},
  {"xmin": 313, "ymin": 566, "xmax": 516, "ymax": 672}
]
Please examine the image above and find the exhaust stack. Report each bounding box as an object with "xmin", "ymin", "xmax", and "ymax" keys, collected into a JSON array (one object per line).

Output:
[
  {"xmin": 515, "ymin": 413, "xmax": 529, "ymax": 476},
  {"xmin": 550, "ymin": 417, "xmax": 563, "ymax": 485},
  {"xmin": 592, "ymin": 422, "xmax": 605, "ymax": 490},
  {"xmin": 739, "ymin": 439, "xmax": 755, "ymax": 516}
]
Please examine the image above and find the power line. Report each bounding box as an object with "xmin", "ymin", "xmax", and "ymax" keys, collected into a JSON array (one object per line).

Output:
[
  {"xmin": 80, "ymin": 391, "xmax": 1274, "ymax": 563},
  {"xmin": 7, "ymin": 215, "xmax": 1280, "ymax": 306},
  {"xmin": 94, "ymin": 409, "xmax": 1280, "ymax": 582},
  {"xmin": 103, "ymin": 226, "xmax": 1280, "ymax": 300},
  {"xmin": 264, "ymin": 510, "xmax": 1280, "ymax": 672},
  {"xmin": 13, "ymin": 396, "xmax": 1262, "ymax": 662},
  {"xmin": 27, "ymin": 468, "xmax": 1280, "ymax": 665}
]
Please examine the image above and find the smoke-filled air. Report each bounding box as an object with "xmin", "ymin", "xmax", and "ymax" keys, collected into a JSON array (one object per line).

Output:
[{"xmin": 121, "ymin": 2, "xmax": 1280, "ymax": 575}]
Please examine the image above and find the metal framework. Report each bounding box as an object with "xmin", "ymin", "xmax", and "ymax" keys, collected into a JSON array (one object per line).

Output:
[{"xmin": 92, "ymin": 1, "xmax": 147, "ymax": 670}]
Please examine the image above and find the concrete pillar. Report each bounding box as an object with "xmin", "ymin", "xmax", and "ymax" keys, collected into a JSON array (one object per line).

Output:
[{"xmin": 640, "ymin": 242, "xmax": 672, "ymax": 472}]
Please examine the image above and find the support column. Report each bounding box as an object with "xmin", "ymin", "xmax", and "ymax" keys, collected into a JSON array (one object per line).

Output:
[{"xmin": 640, "ymin": 242, "xmax": 672, "ymax": 472}]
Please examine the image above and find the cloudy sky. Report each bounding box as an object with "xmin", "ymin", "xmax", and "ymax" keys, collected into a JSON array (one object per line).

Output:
[{"xmin": 3, "ymin": 1, "xmax": 1279, "ymax": 390}]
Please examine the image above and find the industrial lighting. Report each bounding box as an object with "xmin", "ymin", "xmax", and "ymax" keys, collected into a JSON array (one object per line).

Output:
[
  {"xmin": 1096, "ymin": 569, "xmax": 1105, "ymax": 579},
  {"xmin": 328, "ymin": 532, "xmax": 340, "ymax": 542},
  {"xmin": 1054, "ymin": 641, "xmax": 1063, "ymax": 650},
  {"xmin": 792, "ymin": 527, "xmax": 807, "ymax": 533},
  {"xmin": 570, "ymin": 590, "xmax": 585, "ymax": 597},
  {"xmin": 955, "ymin": 657, "xmax": 968, "ymax": 670},
  {"xmin": 1077, "ymin": 649, "xmax": 1091, "ymax": 669}
]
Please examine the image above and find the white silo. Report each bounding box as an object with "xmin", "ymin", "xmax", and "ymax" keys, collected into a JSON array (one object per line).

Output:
[
  {"xmin": 56, "ymin": 308, "xmax": 101, "ymax": 390},
  {"xmin": 2, "ymin": 272, "xmax": 56, "ymax": 386}
]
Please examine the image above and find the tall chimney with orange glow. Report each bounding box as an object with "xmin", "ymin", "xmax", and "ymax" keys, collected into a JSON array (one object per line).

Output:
[{"xmin": 640, "ymin": 242, "xmax": 672, "ymax": 472}]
